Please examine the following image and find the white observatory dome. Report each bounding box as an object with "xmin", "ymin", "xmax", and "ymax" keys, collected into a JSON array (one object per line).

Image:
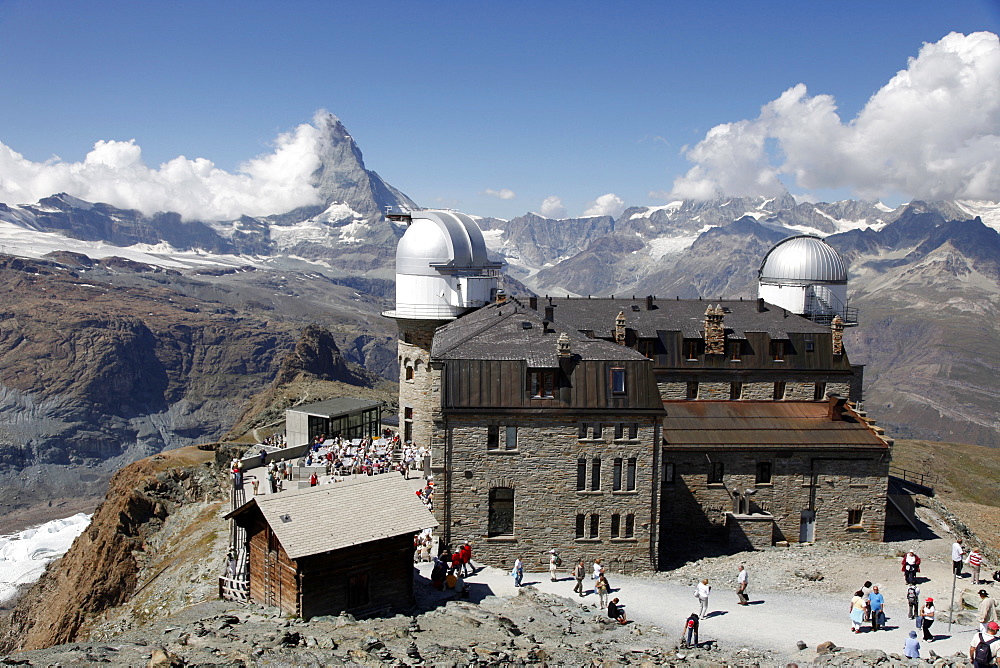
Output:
[
  {"xmin": 759, "ymin": 235, "xmax": 847, "ymax": 284},
  {"xmin": 392, "ymin": 210, "xmax": 500, "ymax": 319}
]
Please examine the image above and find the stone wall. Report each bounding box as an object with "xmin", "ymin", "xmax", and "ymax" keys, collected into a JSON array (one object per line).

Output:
[
  {"xmin": 435, "ymin": 417, "xmax": 660, "ymax": 573},
  {"xmin": 397, "ymin": 320, "xmax": 443, "ymax": 452},
  {"xmin": 726, "ymin": 513, "xmax": 775, "ymax": 551},
  {"xmin": 660, "ymin": 449, "xmax": 889, "ymax": 554},
  {"xmin": 658, "ymin": 380, "xmax": 838, "ymax": 401}
]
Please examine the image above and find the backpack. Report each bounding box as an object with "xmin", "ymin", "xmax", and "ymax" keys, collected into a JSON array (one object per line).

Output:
[
  {"xmin": 974, "ymin": 633, "xmax": 999, "ymax": 666},
  {"xmin": 554, "ymin": 554, "xmax": 562, "ymax": 567},
  {"xmin": 907, "ymin": 587, "xmax": 917, "ymax": 603}
]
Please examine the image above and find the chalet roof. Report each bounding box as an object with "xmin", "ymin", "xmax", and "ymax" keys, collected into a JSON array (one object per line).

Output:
[
  {"xmin": 662, "ymin": 401, "xmax": 890, "ymax": 450},
  {"xmin": 432, "ymin": 299, "xmax": 646, "ymax": 366},
  {"xmin": 286, "ymin": 398, "xmax": 382, "ymax": 417},
  {"xmin": 226, "ymin": 474, "xmax": 436, "ymax": 560},
  {"xmin": 543, "ymin": 297, "xmax": 831, "ymax": 340}
]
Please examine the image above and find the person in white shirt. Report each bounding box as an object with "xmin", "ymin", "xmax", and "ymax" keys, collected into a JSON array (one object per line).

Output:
[
  {"xmin": 736, "ymin": 565, "xmax": 749, "ymax": 605},
  {"xmin": 954, "ymin": 538, "xmax": 966, "ymax": 577},
  {"xmin": 695, "ymin": 578, "xmax": 711, "ymax": 617}
]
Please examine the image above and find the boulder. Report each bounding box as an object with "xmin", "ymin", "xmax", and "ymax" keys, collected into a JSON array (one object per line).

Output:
[{"xmin": 816, "ymin": 641, "xmax": 838, "ymax": 655}]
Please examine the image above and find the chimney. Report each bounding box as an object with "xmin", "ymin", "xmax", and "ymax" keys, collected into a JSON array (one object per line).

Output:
[
  {"xmin": 704, "ymin": 304, "xmax": 726, "ymax": 355},
  {"xmin": 827, "ymin": 394, "xmax": 848, "ymax": 421},
  {"xmin": 529, "ymin": 296, "xmax": 538, "ymax": 310},
  {"xmin": 495, "ymin": 289, "xmax": 507, "ymax": 304},
  {"xmin": 544, "ymin": 305, "xmax": 554, "ymax": 322},
  {"xmin": 557, "ymin": 332, "xmax": 571, "ymax": 357},
  {"xmin": 831, "ymin": 315, "xmax": 844, "ymax": 356},
  {"xmin": 645, "ymin": 295, "xmax": 654, "ymax": 311},
  {"xmin": 615, "ymin": 311, "xmax": 626, "ymax": 345},
  {"xmin": 757, "ymin": 297, "xmax": 766, "ymax": 313}
]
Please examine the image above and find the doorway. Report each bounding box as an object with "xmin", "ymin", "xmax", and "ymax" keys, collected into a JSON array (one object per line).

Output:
[{"xmin": 799, "ymin": 510, "xmax": 816, "ymax": 542}]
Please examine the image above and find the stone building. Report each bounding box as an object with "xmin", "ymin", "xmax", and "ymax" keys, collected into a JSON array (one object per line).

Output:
[{"xmin": 385, "ymin": 211, "xmax": 892, "ymax": 571}]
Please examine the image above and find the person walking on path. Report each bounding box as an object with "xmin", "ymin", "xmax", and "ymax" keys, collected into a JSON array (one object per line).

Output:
[
  {"xmin": 596, "ymin": 573, "xmax": 610, "ymax": 609},
  {"xmin": 979, "ymin": 590, "xmax": 998, "ymax": 634},
  {"xmin": 902, "ymin": 550, "xmax": 921, "ymax": 585},
  {"xmin": 549, "ymin": 550, "xmax": 561, "ymax": 582},
  {"xmin": 511, "ymin": 557, "xmax": 523, "ymax": 587},
  {"xmin": 573, "ymin": 560, "xmax": 586, "ymax": 597},
  {"xmin": 969, "ymin": 621, "xmax": 1000, "ymax": 668},
  {"xmin": 736, "ymin": 564, "xmax": 749, "ymax": 605},
  {"xmin": 682, "ymin": 613, "xmax": 699, "ymax": 648},
  {"xmin": 921, "ymin": 597, "xmax": 936, "ymax": 641},
  {"xmin": 904, "ymin": 630, "xmax": 921, "ymax": 659},
  {"xmin": 907, "ymin": 582, "xmax": 921, "ymax": 620},
  {"xmin": 971, "ymin": 548, "xmax": 986, "ymax": 585},
  {"xmin": 869, "ymin": 584, "xmax": 886, "ymax": 631},
  {"xmin": 695, "ymin": 579, "xmax": 711, "ymax": 618},
  {"xmin": 850, "ymin": 590, "xmax": 866, "ymax": 633},
  {"xmin": 953, "ymin": 538, "xmax": 966, "ymax": 577}
]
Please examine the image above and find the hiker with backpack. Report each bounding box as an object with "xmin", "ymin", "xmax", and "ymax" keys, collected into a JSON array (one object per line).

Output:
[
  {"xmin": 681, "ymin": 613, "xmax": 699, "ymax": 648},
  {"xmin": 549, "ymin": 549, "xmax": 562, "ymax": 581},
  {"xmin": 970, "ymin": 621, "xmax": 1000, "ymax": 668},
  {"xmin": 906, "ymin": 583, "xmax": 920, "ymax": 620}
]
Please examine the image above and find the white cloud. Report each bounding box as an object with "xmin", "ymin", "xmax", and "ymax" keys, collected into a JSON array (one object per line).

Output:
[
  {"xmin": 672, "ymin": 31, "xmax": 1000, "ymax": 201},
  {"xmin": 540, "ymin": 195, "xmax": 567, "ymax": 218},
  {"xmin": 0, "ymin": 113, "xmax": 329, "ymax": 220},
  {"xmin": 482, "ymin": 188, "xmax": 516, "ymax": 200},
  {"xmin": 583, "ymin": 193, "xmax": 625, "ymax": 218}
]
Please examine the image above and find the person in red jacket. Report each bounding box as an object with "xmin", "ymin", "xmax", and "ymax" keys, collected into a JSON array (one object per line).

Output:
[
  {"xmin": 902, "ymin": 550, "xmax": 921, "ymax": 585},
  {"xmin": 459, "ymin": 541, "xmax": 473, "ymax": 577}
]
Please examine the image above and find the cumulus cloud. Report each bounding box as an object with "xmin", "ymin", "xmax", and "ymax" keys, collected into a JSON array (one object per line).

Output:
[
  {"xmin": 583, "ymin": 193, "xmax": 625, "ymax": 218},
  {"xmin": 539, "ymin": 195, "xmax": 567, "ymax": 218},
  {"xmin": 0, "ymin": 113, "xmax": 330, "ymax": 220},
  {"xmin": 672, "ymin": 31, "xmax": 1000, "ymax": 201},
  {"xmin": 482, "ymin": 187, "xmax": 516, "ymax": 200}
]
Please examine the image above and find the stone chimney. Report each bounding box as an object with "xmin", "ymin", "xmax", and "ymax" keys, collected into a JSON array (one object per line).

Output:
[
  {"xmin": 529, "ymin": 296, "xmax": 538, "ymax": 310},
  {"xmin": 831, "ymin": 315, "xmax": 844, "ymax": 356},
  {"xmin": 827, "ymin": 394, "xmax": 848, "ymax": 421},
  {"xmin": 557, "ymin": 332, "xmax": 571, "ymax": 357},
  {"xmin": 615, "ymin": 311, "xmax": 626, "ymax": 345},
  {"xmin": 704, "ymin": 305, "xmax": 726, "ymax": 355},
  {"xmin": 757, "ymin": 297, "xmax": 766, "ymax": 313},
  {"xmin": 645, "ymin": 295, "xmax": 654, "ymax": 311}
]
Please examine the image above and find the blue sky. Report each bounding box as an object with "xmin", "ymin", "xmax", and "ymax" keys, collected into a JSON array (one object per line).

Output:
[{"xmin": 0, "ymin": 0, "xmax": 998, "ymax": 220}]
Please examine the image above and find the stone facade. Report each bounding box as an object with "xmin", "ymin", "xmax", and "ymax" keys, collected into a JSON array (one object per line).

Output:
[
  {"xmin": 660, "ymin": 448, "xmax": 889, "ymax": 553},
  {"xmin": 434, "ymin": 418, "xmax": 660, "ymax": 573},
  {"xmin": 657, "ymin": 380, "xmax": 852, "ymax": 402},
  {"xmin": 726, "ymin": 513, "xmax": 775, "ymax": 551},
  {"xmin": 397, "ymin": 319, "xmax": 445, "ymax": 453}
]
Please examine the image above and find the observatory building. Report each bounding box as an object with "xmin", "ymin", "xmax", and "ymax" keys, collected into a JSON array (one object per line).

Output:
[
  {"xmin": 386, "ymin": 215, "xmax": 893, "ymax": 571},
  {"xmin": 758, "ymin": 235, "xmax": 858, "ymax": 326}
]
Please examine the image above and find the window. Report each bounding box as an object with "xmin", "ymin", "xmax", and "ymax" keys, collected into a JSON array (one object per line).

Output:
[
  {"xmin": 347, "ymin": 572, "xmax": 370, "ymax": 608},
  {"xmin": 708, "ymin": 461, "xmax": 724, "ymax": 484},
  {"xmin": 528, "ymin": 369, "xmax": 556, "ymax": 398},
  {"xmin": 575, "ymin": 514, "xmax": 585, "ymax": 538},
  {"xmin": 663, "ymin": 461, "xmax": 676, "ymax": 484},
  {"xmin": 685, "ymin": 340, "xmax": 700, "ymax": 361},
  {"xmin": 730, "ymin": 382, "xmax": 743, "ymax": 400},
  {"xmin": 773, "ymin": 382, "xmax": 786, "ymax": 400},
  {"xmin": 848, "ymin": 509, "xmax": 863, "ymax": 527},
  {"xmin": 614, "ymin": 423, "xmax": 624, "ymax": 439},
  {"xmin": 593, "ymin": 424, "xmax": 603, "ymax": 439},
  {"xmin": 405, "ymin": 366, "xmax": 414, "ymax": 381},
  {"xmin": 624, "ymin": 514, "xmax": 635, "ymax": 538},
  {"xmin": 589, "ymin": 513, "xmax": 600, "ymax": 538},
  {"xmin": 610, "ymin": 367, "xmax": 626, "ymax": 395},
  {"xmin": 403, "ymin": 407, "xmax": 413, "ymax": 443},
  {"xmin": 613, "ymin": 458, "xmax": 623, "ymax": 491},
  {"xmin": 578, "ymin": 424, "xmax": 588, "ymax": 439},
  {"xmin": 805, "ymin": 337, "xmax": 815, "ymax": 352},
  {"xmin": 628, "ymin": 423, "xmax": 638, "ymax": 439},
  {"xmin": 638, "ymin": 339, "xmax": 656, "ymax": 359},
  {"xmin": 577, "ymin": 458, "xmax": 586, "ymax": 491},
  {"xmin": 729, "ymin": 341, "xmax": 742, "ymax": 362},
  {"xmin": 488, "ymin": 488, "xmax": 515, "ymax": 536},
  {"xmin": 505, "ymin": 426, "xmax": 518, "ymax": 450},
  {"xmin": 686, "ymin": 382, "xmax": 699, "ymax": 400},
  {"xmin": 772, "ymin": 341, "xmax": 786, "ymax": 362},
  {"xmin": 626, "ymin": 458, "xmax": 637, "ymax": 491},
  {"xmin": 756, "ymin": 461, "xmax": 772, "ymax": 484},
  {"xmin": 487, "ymin": 425, "xmax": 499, "ymax": 450},
  {"xmin": 814, "ymin": 382, "xmax": 827, "ymax": 401},
  {"xmin": 610, "ymin": 514, "xmax": 621, "ymax": 538},
  {"xmin": 591, "ymin": 458, "xmax": 602, "ymax": 491}
]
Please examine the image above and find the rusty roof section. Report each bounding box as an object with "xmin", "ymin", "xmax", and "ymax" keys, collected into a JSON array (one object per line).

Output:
[{"xmin": 662, "ymin": 400, "xmax": 891, "ymax": 450}]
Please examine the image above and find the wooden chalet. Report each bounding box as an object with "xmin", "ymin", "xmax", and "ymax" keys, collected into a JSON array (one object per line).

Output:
[{"xmin": 226, "ymin": 474, "xmax": 436, "ymax": 619}]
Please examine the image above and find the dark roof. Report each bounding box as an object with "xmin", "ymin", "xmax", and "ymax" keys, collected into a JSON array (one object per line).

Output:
[
  {"xmin": 432, "ymin": 299, "xmax": 647, "ymax": 366},
  {"xmin": 225, "ymin": 474, "xmax": 437, "ymax": 560},
  {"xmin": 286, "ymin": 398, "xmax": 383, "ymax": 418},
  {"xmin": 662, "ymin": 401, "xmax": 890, "ymax": 450},
  {"xmin": 542, "ymin": 297, "xmax": 831, "ymax": 339}
]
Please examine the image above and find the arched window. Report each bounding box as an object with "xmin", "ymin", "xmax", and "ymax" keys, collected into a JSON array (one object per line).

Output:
[
  {"xmin": 488, "ymin": 487, "xmax": 515, "ymax": 536},
  {"xmin": 405, "ymin": 366, "xmax": 414, "ymax": 381}
]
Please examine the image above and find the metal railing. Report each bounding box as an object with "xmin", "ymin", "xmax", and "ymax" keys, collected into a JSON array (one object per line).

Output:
[{"xmin": 889, "ymin": 466, "xmax": 936, "ymax": 490}]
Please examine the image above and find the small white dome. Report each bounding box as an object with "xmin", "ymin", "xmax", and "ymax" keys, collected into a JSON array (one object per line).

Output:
[
  {"xmin": 396, "ymin": 210, "xmax": 492, "ymax": 277},
  {"xmin": 759, "ymin": 236, "xmax": 847, "ymax": 284}
]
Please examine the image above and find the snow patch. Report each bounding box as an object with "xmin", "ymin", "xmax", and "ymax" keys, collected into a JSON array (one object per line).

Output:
[
  {"xmin": 0, "ymin": 513, "xmax": 91, "ymax": 604},
  {"xmin": 953, "ymin": 200, "xmax": 1000, "ymax": 232},
  {"xmin": 646, "ymin": 234, "xmax": 699, "ymax": 260}
]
